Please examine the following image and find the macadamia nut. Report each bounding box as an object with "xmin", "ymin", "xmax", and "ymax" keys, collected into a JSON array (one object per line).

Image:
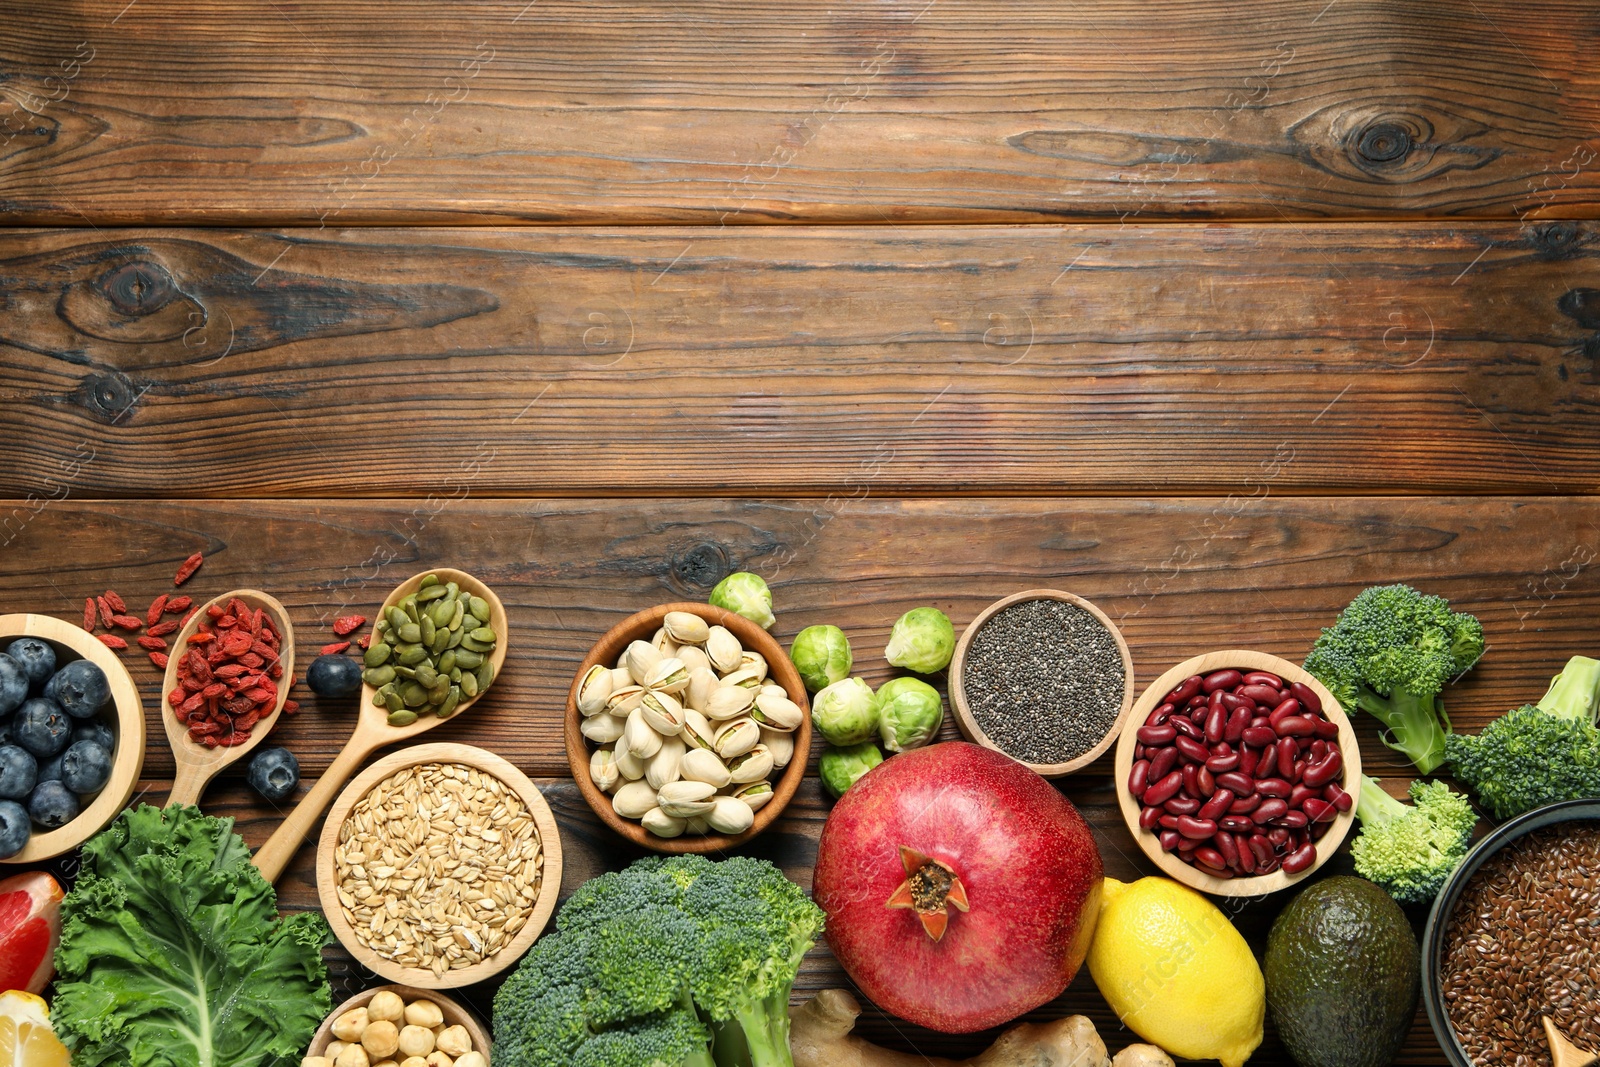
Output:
[
  {"xmin": 404, "ymin": 1000, "xmax": 445, "ymax": 1029},
  {"xmin": 332, "ymin": 1008, "xmax": 369, "ymax": 1043},
  {"xmin": 398, "ymin": 1025, "xmax": 435, "ymax": 1059},
  {"xmin": 362, "ymin": 1020, "xmax": 400, "ymax": 1060},
  {"xmin": 367, "ymin": 991, "xmax": 405, "ymax": 1023}
]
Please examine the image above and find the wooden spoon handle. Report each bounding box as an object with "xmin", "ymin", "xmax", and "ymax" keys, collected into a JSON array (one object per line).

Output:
[
  {"xmin": 252, "ymin": 737, "xmax": 374, "ymax": 885},
  {"xmin": 165, "ymin": 770, "xmax": 208, "ymax": 810}
]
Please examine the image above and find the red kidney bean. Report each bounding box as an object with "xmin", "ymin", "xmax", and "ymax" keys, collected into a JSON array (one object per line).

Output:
[
  {"xmin": 1302, "ymin": 748, "xmax": 1343, "ymax": 788},
  {"xmin": 1205, "ymin": 706, "xmax": 1227, "ymax": 744},
  {"xmin": 1239, "ymin": 747, "xmax": 1259, "ymax": 776},
  {"xmin": 1324, "ymin": 781, "xmax": 1353, "ymax": 812},
  {"xmin": 1303, "ymin": 798, "xmax": 1335, "ymax": 823},
  {"xmin": 1256, "ymin": 777, "xmax": 1292, "ymax": 798},
  {"xmin": 1137, "ymin": 724, "xmax": 1177, "ymax": 745},
  {"xmin": 1186, "ymin": 693, "xmax": 1209, "ymax": 710},
  {"xmin": 1168, "ymin": 675, "xmax": 1203, "ymax": 704},
  {"xmin": 1139, "ymin": 805, "xmax": 1163, "ymax": 830},
  {"xmin": 1309, "ymin": 739, "xmax": 1328, "ymax": 761},
  {"xmin": 1257, "ymin": 857, "xmax": 1282, "ymax": 875},
  {"xmin": 1243, "ymin": 670, "xmax": 1284, "ymax": 688},
  {"xmin": 1160, "ymin": 829, "xmax": 1181, "ymax": 852},
  {"xmin": 1206, "ymin": 751, "xmax": 1240, "ymax": 772},
  {"xmin": 1182, "ymin": 763, "xmax": 1200, "ymax": 798},
  {"xmin": 1177, "ymin": 836, "xmax": 1201, "ymax": 852},
  {"xmin": 1249, "ymin": 714, "xmax": 1270, "ymax": 729},
  {"xmin": 1282, "ymin": 843, "xmax": 1317, "ymax": 874},
  {"xmin": 1230, "ymin": 792, "xmax": 1262, "ymax": 815},
  {"xmin": 1276, "ymin": 715, "xmax": 1316, "ymax": 738},
  {"xmin": 1220, "ymin": 815, "xmax": 1256, "ymax": 833},
  {"xmin": 1252, "ymin": 798, "xmax": 1289, "ymax": 823},
  {"xmin": 1289, "ymin": 783, "xmax": 1318, "ymax": 809},
  {"xmin": 1165, "ymin": 795, "xmax": 1201, "ymax": 815},
  {"xmin": 1145, "ymin": 703, "xmax": 1176, "ymax": 728},
  {"xmin": 1289, "ymin": 681, "xmax": 1322, "ymax": 714},
  {"xmin": 1215, "ymin": 771, "xmax": 1255, "ymax": 795},
  {"xmin": 1235, "ymin": 833, "xmax": 1256, "ymax": 873},
  {"xmin": 1242, "ymin": 725, "xmax": 1277, "ymax": 748},
  {"xmin": 1214, "ymin": 831, "xmax": 1239, "ymax": 869},
  {"xmin": 1177, "ymin": 815, "xmax": 1218, "ymax": 839},
  {"xmin": 1171, "ymin": 715, "xmax": 1201, "ymax": 740},
  {"xmin": 1276, "ymin": 738, "xmax": 1299, "ymax": 777},
  {"xmin": 1256, "ymin": 744, "xmax": 1278, "ymax": 779},
  {"xmin": 1275, "ymin": 810, "xmax": 1310, "ymax": 829},
  {"xmin": 1144, "ymin": 770, "xmax": 1184, "ymax": 805},
  {"xmin": 1175, "ymin": 735, "xmax": 1210, "ymax": 763},
  {"xmin": 1159, "ymin": 814, "xmax": 1180, "ymax": 830},
  {"xmin": 1190, "ymin": 705, "xmax": 1209, "ymax": 726},
  {"xmin": 1248, "ymin": 833, "xmax": 1275, "ymax": 865},
  {"xmin": 1149, "ymin": 746, "xmax": 1179, "ymax": 782},
  {"xmin": 1224, "ymin": 706, "xmax": 1250, "ymax": 743},
  {"xmin": 1194, "ymin": 846, "xmax": 1228, "ymax": 871},
  {"xmin": 1135, "ymin": 744, "xmax": 1147, "ymax": 761},
  {"xmin": 1294, "ymin": 758, "xmax": 1312, "ymax": 783},
  {"xmin": 1203, "ymin": 669, "xmax": 1242, "ymax": 693},
  {"xmin": 1310, "ymin": 819, "xmax": 1332, "ymax": 842},
  {"xmin": 1268, "ymin": 827, "xmax": 1292, "ymax": 849},
  {"xmin": 1129, "ymin": 759, "xmax": 1151, "ymax": 798},
  {"xmin": 1220, "ymin": 691, "xmax": 1250, "ymax": 712},
  {"xmin": 1238, "ymin": 683, "xmax": 1283, "ymax": 707},
  {"xmin": 1198, "ymin": 789, "xmax": 1233, "ymax": 821},
  {"xmin": 1195, "ymin": 766, "xmax": 1216, "ymax": 798},
  {"xmin": 1313, "ymin": 717, "xmax": 1339, "ymax": 740}
]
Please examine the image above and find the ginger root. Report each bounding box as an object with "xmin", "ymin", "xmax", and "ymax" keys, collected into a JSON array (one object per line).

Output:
[
  {"xmin": 1111, "ymin": 1045, "xmax": 1175, "ymax": 1067},
  {"xmin": 789, "ymin": 989, "xmax": 1111, "ymax": 1067}
]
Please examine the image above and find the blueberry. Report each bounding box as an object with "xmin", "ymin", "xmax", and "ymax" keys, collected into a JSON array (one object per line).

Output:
[
  {"xmin": 60, "ymin": 740, "xmax": 111, "ymax": 794},
  {"xmin": 246, "ymin": 746, "xmax": 299, "ymax": 803},
  {"xmin": 45, "ymin": 660, "xmax": 110, "ymax": 720},
  {"xmin": 35, "ymin": 751, "xmax": 63, "ymax": 785},
  {"xmin": 0, "ymin": 720, "xmax": 13, "ymax": 748},
  {"xmin": 5, "ymin": 639, "xmax": 55, "ymax": 690},
  {"xmin": 0, "ymin": 745, "xmax": 37, "ymax": 800},
  {"xmin": 72, "ymin": 720, "xmax": 116, "ymax": 753},
  {"xmin": 0, "ymin": 801, "xmax": 28, "ymax": 858},
  {"xmin": 28, "ymin": 781, "xmax": 78, "ymax": 829},
  {"xmin": 0, "ymin": 654, "xmax": 26, "ymax": 716},
  {"xmin": 306, "ymin": 654, "xmax": 363, "ymax": 698},
  {"xmin": 13, "ymin": 698, "xmax": 71, "ymax": 758}
]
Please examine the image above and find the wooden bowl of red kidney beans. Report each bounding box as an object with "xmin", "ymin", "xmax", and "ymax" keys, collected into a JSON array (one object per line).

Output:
[{"xmin": 1113, "ymin": 649, "xmax": 1362, "ymax": 896}]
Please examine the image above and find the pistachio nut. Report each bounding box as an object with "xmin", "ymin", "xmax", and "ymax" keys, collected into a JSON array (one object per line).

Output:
[
  {"xmin": 721, "ymin": 666, "xmax": 763, "ymax": 690},
  {"xmin": 580, "ymin": 712, "xmax": 627, "ymax": 744},
  {"xmin": 706, "ymin": 795, "xmax": 755, "ymax": 835},
  {"xmin": 640, "ymin": 689, "xmax": 685, "ymax": 735},
  {"xmin": 590, "ymin": 746, "xmax": 621, "ymax": 792},
  {"xmin": 684, "ymin": 815, "xmax": 712, "ymax": 836},
  {"xmin": 656, "ymin": 780, "xmax": 718, "ymax": 818},
  {"xmin": 680, "ymin": 746, "xmax": 733, "ymax": 788},
  {"xmin": 623, "ymin": 706, "xmax": 664, "ymax": 759},
  {"xmin": 614, "ymin": 649, "xmax": 630, "ymax": 672},
  {"xmin": 645, "ymin": 735, "xmax": 686, "ymax": 790},
  {"xmin": 713, "ymin": 716, "xmax": 761, "ymax": 759},
  {"xmin": 734, "ymin": 781, "xmax": 774, "ymax": 812},
  {"xmin": 663, "ymin": 610, "xmax": 711, "ymax": 646},
  {"xmin": 614, "ymin": 747, "xmax": 647, "ymax": 781},
  {"xmin": 706, "ymin": 625, "xmax": 743, "ymax": 673},
  {"xmin": 677, "ymin": 645, "xmax": 712, "ymax": 675},
  {"xmin": 644, "ymin": 657, "xmax": 690, "ymax": 696},
  {"xmin": 760, "ymin": 726, "xmax": 796, "ymax": 768},
  {"xmin": 751, "ymin": 689, "xmax": 804, "ymax": 731},
  {"xmin": 577, "ymin": 664, "xmax": 614, "ymax": 716},
  {"xmin": 727, "ymin": 744, "xmax": 775, "ymax": 784},
  {"xmin": 626, "ymin": 640, "xmax": 664, "ymax": 686},
  {"xmin": 605, "ymin": 684, "xmax": 647, "ymax": 717},
  {"xmin": 612, "ymin": 780, "xmax": 658, "ymax": 819},
  {"xmin": 706, "ymin": 684, "xmax": 757, "ymax": 721},
  {"xmin": 739, "ymin": 650, "xmax": 769, "ymax": 682},
  {"xmin": 681, "ymin": 708, "xmax": 717, "ymax": 751},
  {"xmin": 641, "ymin": 807, "xmax": 687, "ymax": 838},
  {"xmin": 686, "ymin": 666, "xmax": 718, "ymax": 712},
  {"xmin": 608, "ymin": 666, "xmax": 634, "ymax": 691}
]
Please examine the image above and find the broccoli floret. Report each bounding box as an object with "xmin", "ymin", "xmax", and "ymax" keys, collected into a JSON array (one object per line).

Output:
[
  {"xmin": 1350, "ymin": 775, "xmax": 1477, "ymax": 903},
  {"xmin": 494, "ymin": 855, "xmax": 823, "ymax": 1067},
  {"xmin": 1446, "ymin": 655, "xmax": 1600, "ymax": 820},
  {"xmin": 1304, "ymin": 584, "xmax": 1484, "ymax": 773}
]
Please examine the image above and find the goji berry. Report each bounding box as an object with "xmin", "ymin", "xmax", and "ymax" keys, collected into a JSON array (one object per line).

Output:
[
  {"xmin": 187, "ymin": 631, "xmax": 215, "ymax": 645},
  {"xmin": 221, "ymin": 632, "xmax": 253, "ymax": 657},
  {"xmin": 181, "ymin": 606, "xmax": 199, "ymax": 626},
  {"xmin": 224, "ymin": 694, "xmax": 255, "ymax": 716},
  {"xmin": 357, "ymin": 633, "xmax": 372, "ymax": 649},
  {"xmin": 216, "ymin": 615, "xmax": 237, "ymax": 629},
  {"xmin": 281, "ymin": 699, "xmax": 299, "ymax": 715},
  {"xmin": 206, "ymin": 603, "xmax": 225, "ymax": 619},
  {"xmin": 249, "ymin": 641, "xmax": 277, "ymax": 659},
  {"xmin": 166, "ymin": 595, "xmax": 192, "ymax": 614},
  {"xmin": 332, "ymin": 614, "xmax": 367, "ymax": 636},
  {"xmin": 173, "ymin": 551, "xmax": 203, "ymax": 586},
  {"xmin": 214, "ymin": 663, "xmax": 247, "ymax": 679},
  {"xmin": 137, "ymin": 635, "xmax": 167, "ymax": 651},
  {"xmin": 269, "ymin": 661, "xmax": 284, "ymax": 679},
  {"xmin": 200, "ymin": 735, "xmax": 220, "ymax": 748},
  {"xmin": 146, "ymin": 594, "xmax": 168, "ymax": 626},
  {"xmin": 148, "ymin": 651, "xmax": 169, "ymax": 669},
  {"xmin": 96, "ymin": 596, "xmax": 114, "ymax": 629},
  {"xmin": 82, "ymin": 597, "xmax": 96, "ymax": 632},
  {"xmin": 219, "ymin": 732, "xmax": 251, "ymax": 747},
  {"xmin": 243, "ymin": 687, "xmax": 276, "ymax": 705},
  {"xmin": 111, "ymin": 614, "xmax": 143, "ymax": 631},
  {"xmin": 180, "ymin": 692, "xmax": 205, "ymax": 714},
  {"xmin": 168, "ymin": 688, "xmax": 186, "ymax": 707},
  {"xmin": 239, "ymin": 652, "xmax": 265, "ymax": 669},
  {"xmin": 201, "ymin": 682, "xmax": 227, "ymax": 699},
  {"xmin": 148, "ymin": 619, "xmax": 179, "ymax": 637},
  {"xmin": 320, "ymin": 641, "xmax": 351, "ymax": 655},
  {"xmin": 228, "ymin": 597, "xmax": 249, "ymax": 621},
  {"xmin": 103, "ymin": 590, "xmax": 126, "ymax": 614},
  {"xmin": 96, "ymin": 634, "xmax": 127, "ymax": 650},
  {"xmin": 235, "ymin": 711, "xmax": 261, "ymax": 732}
]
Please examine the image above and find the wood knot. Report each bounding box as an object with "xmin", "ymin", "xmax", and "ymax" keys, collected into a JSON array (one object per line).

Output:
[
  {"xmin": 1289, "ymin": 103, "xmax": 1496, "ymax": 185},
  {"xmin": 1528, "ymin": 222, "xmax": 1585, "ymax": 258},
  {"xmin": 1354, "ymin": 122, "xmax": 1412, "ymax": 164},
  {"xmin": 75, "ymin": 371, "xmax": 140, "ymax": 422},
  {"xmin": 668, "ymin": 543, "xmax": 733, "ymax": 592},
  {"xmin": 1557, "ymin": 289, "xmax": 1600, "ymax": 330},
  {"xmin": 94, "ymin": 260, "xmax": 177, "ymax": 316}
]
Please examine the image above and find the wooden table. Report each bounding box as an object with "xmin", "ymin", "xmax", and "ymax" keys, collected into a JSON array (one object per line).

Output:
[{"xmin": 3, "ymin": 1, "xmax": 1598, "ymax": 1062}]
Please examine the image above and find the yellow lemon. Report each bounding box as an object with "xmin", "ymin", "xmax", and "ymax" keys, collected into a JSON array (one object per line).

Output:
[
  {"xmin": 1087, "ymin": 877, "xmax": 1264, "ymax": 1067},
  {"xmin": 0, "ymin": 990, "xmax": 70, "ymax": 1067}
]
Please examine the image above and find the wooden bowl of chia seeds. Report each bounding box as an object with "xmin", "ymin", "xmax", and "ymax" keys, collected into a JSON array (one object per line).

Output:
[{"xmin": 949, "ymin": 590, "xmax": 1134, "ymax": 777}]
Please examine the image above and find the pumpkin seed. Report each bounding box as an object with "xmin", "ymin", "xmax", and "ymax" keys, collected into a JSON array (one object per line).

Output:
[
  {"xmin": 386, "ymin": 607, "xmax": 409, "ymax": 631},
  {"xmin": 469, "ymin": 596, "xmax": 490, "ymax": 620},
  {"xmin": 439, "ymin": 649, "xmax": 456, "ymax": 674},
  {"xmin": 398, "ymin": 623, "xmax": 422, "ymax": 644},
  {"xmin": 460, "ymin": 671, "xmax": 479, "ymax": 698},
  {"xmin": 413, "ymin": 665, "xmax": 439, "ymax": 689},
  {"xmin": 387, "ymin": 709, "xmax": 418, "ymax": 727},
  {"xmin": 364, "ymin": 665, "xmax": 396, "ymax": 687},
  {"xmin": 419, "ymin": 573, "xmax": 440, "ymax": 588},
  {"xmin": 397, "ymin": 644, "xmax": 429, "ymax": 666},
  {"xmin": 476, "ymin": 662, "xmax": 495, "ymax": 690},
  {"xmin": 469, "ymin": 626, "xmax": 497, "ymax": 644},
  {"xmin": 416, "ymin": 583, "xmax": 449, "ymax": 603},
  {"xmin": 364, "ymin": 641, "xmax": 392, "ymax": 667},
  {"xmin": 461, "ymin": 634, "xmax": 494, "ymax": 654},
  {"xmin": 453, "ymin": 648, "xmax": 484, "ymax": 670}
]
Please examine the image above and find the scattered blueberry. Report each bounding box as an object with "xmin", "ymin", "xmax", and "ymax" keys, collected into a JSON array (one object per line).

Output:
[
  {"xmin": 5, "ymin": 639, "xmax": 55, "ymax": 688},
  {"xmin": 13, "ymin": 698, "xmax": 71, "ymax": 758},
  {"xmin": 246, "ymin": 746, "xmax": 299, "ymax": 803},
  {"xmin": 0, "ymin": 745, "xmax": 37, "ymax": 800},
  {"xmin": 306, "ymin": 654, "xmax": 363, "ymax": 698},
  {"xmin": 72, "ymin": 720, "xmax": 115, "ymax": 753},
  {"xmin": 0, "ymin": 801, "xmax": 28, "ymax": 858},
  {"xmin": 60, "ymin": 740, "xmax": 111, "ymax": 794},
  {"xmin": 35, "ymin": 751, "xmax": 63, "ymax": 785},
  {"xmin": 28, "ymin": 780, "xmax": 78, "ymax": 829},
  {"xmin": 46, "ymin": 660, "xmax": 111, "ymax": 720},
  {"xmin": 0, "ymin": 654, "xmax": 26, "ymax": 717}
]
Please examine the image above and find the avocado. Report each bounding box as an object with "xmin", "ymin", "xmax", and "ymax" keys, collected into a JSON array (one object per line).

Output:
[{"xmin": 1265, "ymin": 875, "xmax": 1419, "ymax": 1067}]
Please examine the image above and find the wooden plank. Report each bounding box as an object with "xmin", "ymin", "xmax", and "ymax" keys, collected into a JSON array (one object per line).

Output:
[
  {"xmin": 0, "ymin": 0, "xmax": 1597, "ymax": 224},
  {"xmin": 6, "ymin": 494, "xmax": 1592, "ymax": 1064},
  {"xmin": 3, "ymin": 223, "xmax": 1599, "ymax": 497}
]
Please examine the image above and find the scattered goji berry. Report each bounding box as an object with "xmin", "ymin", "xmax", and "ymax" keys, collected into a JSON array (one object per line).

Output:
[
  {"xmin": 111, "ymin": 614, "xmax": 143, "ymax": 631},
  {"xmin": 320, "ymin": 640, "xmax": 351, "ymax": 655},
  {"xmin": 148, "ymin": 651, "xmax": 169, "ymax": 669},
  {"xmin": 83, "ymin": 597, "xmax": 96, "ymax": 632},
  {"xmin": 96, "ymin": 634, "xmax": 127, "ymax": 650},
  {"xmin": 96, "ymin": 596, "xmax": 115, "ymax": 629},
  {"xmin": 332, "ymin": 615, "xmax": 367, "ymax": 636},
  {"xmin": 173, "ymin": 551, "xmax": 204, "ymax": 586},
  {"xmin": 146, "ymin": 594, "xmax": 168, "ymax": 626},
  {"xmin": 148, "ymin": 619, "xmax": 179, "ymax": 637},
  {"xmin": 166, "ymin": 595, "xmax": 192, "ymax": 614},
  {"xmin": 281, "ymin": 699, "xmax": 300, "ymax": 715},
  {"xmin": 103, "ymin": 589, "xmax": 126, "ymax": 614},
  {"xmin": 136, "ymin": 635, "xmax": 167, "ymax": 651},
  {"xmin": 357, "ymin": 633, "xmax": 372, "ymax": 649}
]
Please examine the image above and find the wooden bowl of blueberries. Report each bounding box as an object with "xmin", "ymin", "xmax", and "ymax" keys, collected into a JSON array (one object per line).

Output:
[{"xmin": 0, "ymin": 614, "xmax": 145, "ymax": 862}]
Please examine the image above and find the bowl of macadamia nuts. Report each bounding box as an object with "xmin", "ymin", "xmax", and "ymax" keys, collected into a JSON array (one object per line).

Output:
[{"xmin": 305, "ymin": 985, "xmax": 490, "ymax": 1067}]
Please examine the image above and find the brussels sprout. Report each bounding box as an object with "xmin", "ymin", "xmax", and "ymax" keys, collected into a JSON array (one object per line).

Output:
[
  {"xmin": 819, "ymin": 741, "xmax": 884, "ymax": 799},
  {"xmin": 810, "ymin": 677, "xmax": 878, "ymax": 746},
  {"xmin": 875, "ymin": 676, "xmax": 944, "ymax": 752},
  {"xmin": 883, "ymin": 607, "xmax": 955, "ymax": 674},
  {"xmin": 790, "ymin": 624, "xmax": 853, "ymax": 692},
  {"xmin": 709, "ymin": 572, "xmax": 775, "ymax": 630}
]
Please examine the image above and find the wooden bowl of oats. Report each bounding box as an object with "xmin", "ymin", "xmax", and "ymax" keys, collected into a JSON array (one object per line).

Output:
[{"xmin": 316, "ymin": 742, "xmax": 562, "ymax": 989}]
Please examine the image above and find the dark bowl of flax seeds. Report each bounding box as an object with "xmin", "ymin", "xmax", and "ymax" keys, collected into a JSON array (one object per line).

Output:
[{"xmin": 1425, "ymin": 798, "xmax": 1600, "ymax": 1067}]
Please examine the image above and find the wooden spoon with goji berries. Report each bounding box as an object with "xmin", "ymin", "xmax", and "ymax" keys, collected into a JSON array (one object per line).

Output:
[{"xmin": 160, "ymin": 590, "xmax": 296, "ymax": 809}]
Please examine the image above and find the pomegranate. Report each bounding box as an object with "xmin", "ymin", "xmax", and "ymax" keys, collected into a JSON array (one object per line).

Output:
[
  {"xmin": 813, "ymin": 742, "xmax": 1103, "ymax": 1033},
  {"xmin": 0, "ymin": 872, "xmax": 64, "ymax": 994}
]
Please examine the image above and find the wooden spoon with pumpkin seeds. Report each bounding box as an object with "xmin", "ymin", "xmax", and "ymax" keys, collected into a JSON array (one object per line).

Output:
[{"xmin": 251, "ymin": 568, "xmax": 508, "ymax": 884}]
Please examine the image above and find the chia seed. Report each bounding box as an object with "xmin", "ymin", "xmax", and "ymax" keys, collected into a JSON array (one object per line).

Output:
[{"xmin": 961, "ymin": 598, "xmax": 1124, "ymax": 765}]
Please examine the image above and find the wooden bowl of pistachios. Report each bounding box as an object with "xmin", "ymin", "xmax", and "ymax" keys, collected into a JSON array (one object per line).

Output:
[{"xmin": 564, "ymin": 602, "xmax": 812, "ymax": 853}]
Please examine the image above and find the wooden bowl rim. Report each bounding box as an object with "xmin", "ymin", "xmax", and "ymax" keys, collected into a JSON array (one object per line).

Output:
[
  {"xmin": 316, "ymin": 742, "xmax": 562, "ymax": 989},
  {"xmin": 306, "ymin": 984, "xmax": 491, "ymax": 1061},
  {"xmin": 948, "ymin": 589, "xmax": 1135, "ymax": 777},
  {"xmin": 564, "ymin": 602, "xmax": 811, "ymax": 853},
  {"xmin": 0, "ymin": 613, "xmax": 145, "ymax": 864},
  {"xmin": 1112, "ymin": 649, "xmax": 1363, "ymax": 896}
]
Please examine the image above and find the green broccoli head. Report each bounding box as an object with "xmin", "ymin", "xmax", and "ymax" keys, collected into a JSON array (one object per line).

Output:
[
  {"xmin": 1350, "ymin": 775, "xmax": 1477, "ymax": 904},
  {"xmin": 1447, "ymin": 708, "xmax": 1600, "ymax": 821},
  {"xmin": 570, "ymin": 1011, "xmax": 714, "ymax": 1067},
  {"xmin": 1304, "ymin": 584, "xmax": 1483, "ymax": 773}
]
